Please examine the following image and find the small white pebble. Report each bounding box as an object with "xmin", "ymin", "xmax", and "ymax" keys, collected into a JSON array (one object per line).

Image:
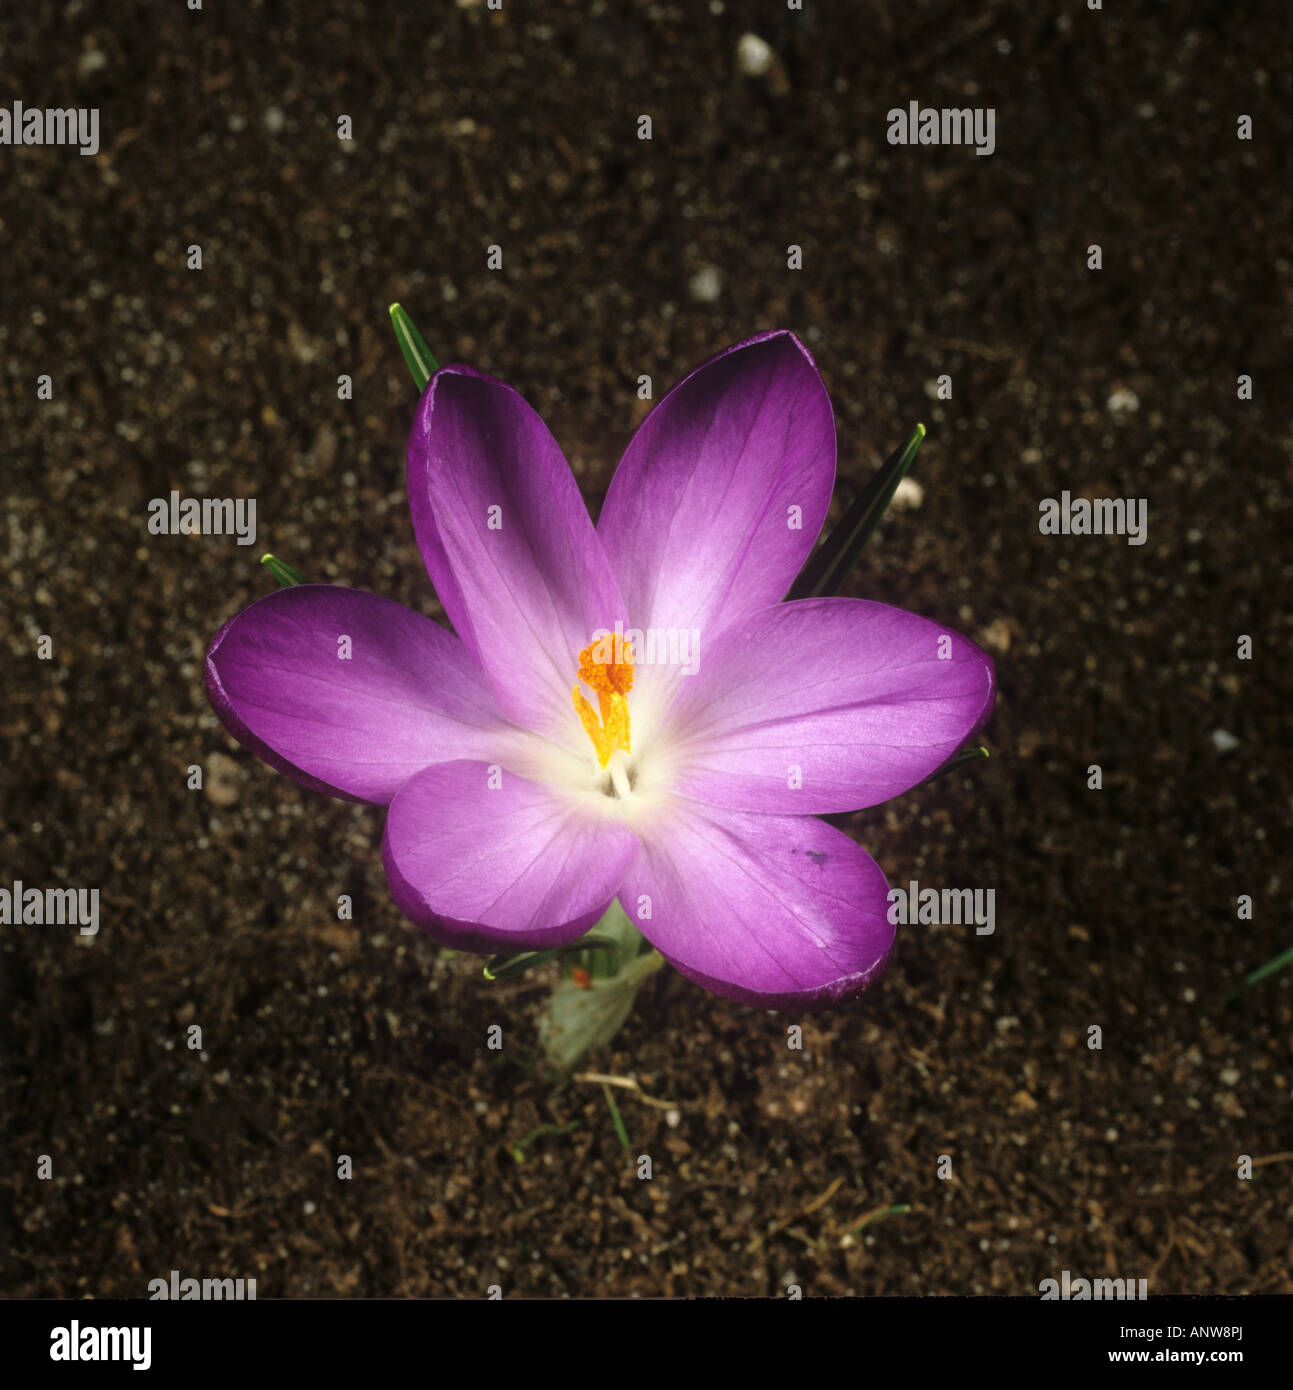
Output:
[
  {"xmin": 890, "ymin": 477, "xmax": 924, "ymax": 510},
  {"xmin": 303, "ymin": 1200, "xmax": 316, "ymax": 1215},
  {"xmin": 1210, "ymin": 729, "xmax": 1240, "ymax": 753},
  {"xmin": 689, "ymin": 266, "xmax": 722, "ymax": 303},
  {"xmin": 1107, "ymin": 386, "xmax": 1140, "ymax": 414},
  {"xmin": 264, "ymin": 106, "xmax": 285, "ymax": 134},
  {"xmin": 737, "ymin": 34, "xmax": 774, "ymax": 77}
]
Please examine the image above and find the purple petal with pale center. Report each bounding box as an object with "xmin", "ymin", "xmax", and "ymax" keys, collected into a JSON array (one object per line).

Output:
[
  {"xmin": 621, "ymin": 800, "xmax": 895, "ymax": 1009},
  {"xmin": 597, "ymin": 331, "xmax": 834, "ymax": 725},
  {"xmin": 408, "ymin": 365, "xmax": 625, "ymax": 746},
  {"xmin": 382, "ymin": 761, "xmax": 642, "ymax": 953},
  {"xmin": 658, "ymin": 597, "xmax": 995, "ymax": 814},
  {"xmin": 206, "ymin": 585, "xmax": 510, "ymax": 805}
]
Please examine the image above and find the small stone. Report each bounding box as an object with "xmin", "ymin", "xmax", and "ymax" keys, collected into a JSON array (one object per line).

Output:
[
  {"xmin": 1210, "ymin": 729, "xmax": 1240, "ymax": 753},
  {"xmin": 689, "ymin": 266, "xmax": 722, "ymax": 303},
  {"xmin": 737, "ymin": 34, "xmax": 773, "ymax": 78},
  {"xmin": 264, "ymin": 107, "xmax": 286, "ymax": 135},
  {"xmin": 204, "ymin": 752, "xmax": 241, "ymax": 807},
  {"xmin": 978, "ymin": 617, "xmax": 1011, "ymax": 653},
  {"xmin": 890, "ymin": 477, "xmax": 924, "ymax": 510},
  {"xmin": 1107, "ymin": 386, "xmax": 1140, "ymax": 414}
]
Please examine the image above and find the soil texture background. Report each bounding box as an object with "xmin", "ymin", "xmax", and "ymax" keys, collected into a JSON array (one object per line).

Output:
[{"xmin": 1, "ymin": 0, "xmax": 1290, "ymax": 1297}]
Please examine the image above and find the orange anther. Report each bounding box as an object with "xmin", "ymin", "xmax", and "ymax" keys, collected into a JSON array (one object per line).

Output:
[{"xmin": 572, "ymin": 636, "xmax": 634, "ymax": 767}]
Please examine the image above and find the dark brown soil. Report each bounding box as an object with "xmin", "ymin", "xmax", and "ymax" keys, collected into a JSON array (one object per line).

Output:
[{"xmin": 2, "ymin": 0, "xmax": 1290, "ymax": 1298}]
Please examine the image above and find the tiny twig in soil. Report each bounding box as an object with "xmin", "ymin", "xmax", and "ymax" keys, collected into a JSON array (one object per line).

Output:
[
  {"xmin": 573, "ymin": 1071, "xmax": 678, "ymax": 1110},
  {"xmin": 843, "ymin": 1203, "xmax": 912, "ymax": 1235},
  {"xmin": 747, "ymin": 1175, "xmax": 846, "ymax": 1254}
]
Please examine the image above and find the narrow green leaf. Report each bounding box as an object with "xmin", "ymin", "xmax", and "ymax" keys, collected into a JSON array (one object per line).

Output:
[
  {"xmin": 388, "ymin": 302, "xmax": 439, "ymax": 391},
  {"xmin": 918, "ymin": 745, "xmax": 989, "ymax": 788},
  {"xmin": 602, "ymin": 1083, "xmax": 630, "ymax": 1149},
  {"xmin": 1244, "ymin": 945, "xmax": 1293, "ymax": 988},
  {"xmin": 511, "ymin": 1120, "xmax": 581, "ymax": 1164},
  {"xmin": 483, "ymin": 934, "xmax": 619, "ymax": 982},
  {"xmin": 788, "ymin": 423, "xmax": 926, "ymax": 601},
  {"xmin": 260, "ymin": 553, "xmax": 308, "ymax": 587}
]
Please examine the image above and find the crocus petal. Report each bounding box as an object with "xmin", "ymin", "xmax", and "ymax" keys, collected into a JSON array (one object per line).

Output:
[
  {"xmin": 621, "ymin": 801, "xmax": 894, "ymax": 1009},
  {"xmin": 382, "ymin": 761, "xmax": 641, "ymax": 952},
  {"xmin": 660, "ymin": 598, "xmax": 995, "ymax": 814},
  {"xmin": 408, "ymin": 365, "xmax": 625, "ymax": 747},
  {"xmin": 206, "ymin": 585, "xmax": 513, "ymax": 806},
  {"xmin": 597, "ymin": 331, "xmax": 835, "ymax": 726}
]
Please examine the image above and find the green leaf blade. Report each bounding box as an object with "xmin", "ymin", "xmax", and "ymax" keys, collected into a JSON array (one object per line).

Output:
[
  {"xmin": 388, "ymin": 302, "xmax": 439, "ymax": 391},
  {"xmin": 788, "ymin": 423, "xmax": 925, "ymax": 601},
  {"xmin": 260, "ymin": 553, "xmax": 308, "ymax": 587}
]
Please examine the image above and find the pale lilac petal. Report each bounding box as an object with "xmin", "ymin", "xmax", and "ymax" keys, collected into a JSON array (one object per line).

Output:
[
  {"xmin": 598, "ymin": 330, "xmax": 835, "ymax": 638},
  {"xmin": 622, "ymin": 802, "xmax": 894, "ymax": 1009},
  {"xmin": 408, "ymin": 365, "xmax": 625, "ymax": 746},
  {"xmin": 206, "ymin": 586, "xmax": 511, "ymax": 805},
  {"xmin": 382, "ymin": 761, "xmax": 642, "ymax": 952},
  {"xmin": 660, "ymin": 598, "xmax": 995, "ymax": 813}
]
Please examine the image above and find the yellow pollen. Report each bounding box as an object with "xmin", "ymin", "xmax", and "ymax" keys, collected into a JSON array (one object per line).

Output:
[{"xmin": 572, "ymin": 637, "xmax": 634, "ymax": 767}]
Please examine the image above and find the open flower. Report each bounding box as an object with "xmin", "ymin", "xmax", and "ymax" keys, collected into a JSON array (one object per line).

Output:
[{"xmin": 206, "ymin": 332, "xmax": 994, "ymax": 1008}]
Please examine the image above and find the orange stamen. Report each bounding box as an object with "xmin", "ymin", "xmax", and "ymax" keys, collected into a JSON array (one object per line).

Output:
[{"xmin": 572, "ymin": 636, "xmax": 634, "ymax": 767}]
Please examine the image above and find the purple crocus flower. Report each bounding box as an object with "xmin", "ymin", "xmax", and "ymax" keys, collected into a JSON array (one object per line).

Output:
[{"xmin": 206, "ymin": 332, "xmax": 994, "ymax": 1008}]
